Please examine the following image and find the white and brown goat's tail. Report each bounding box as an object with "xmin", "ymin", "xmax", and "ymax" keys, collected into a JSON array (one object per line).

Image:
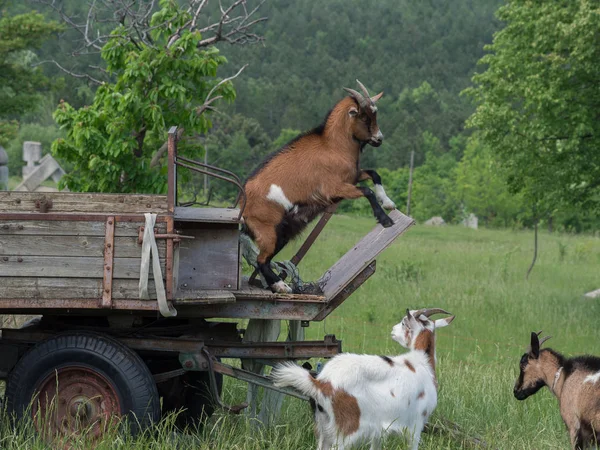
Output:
[{"xmin": 271, "ymin": 362, "xmax": 322, "ymax": 399}]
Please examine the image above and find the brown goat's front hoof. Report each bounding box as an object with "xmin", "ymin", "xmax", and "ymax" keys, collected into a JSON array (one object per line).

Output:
[
  {"xmin": 380, "ymin": 216, "xmax": 394, "ymax": 228},
  {"xmin": 271, "ymin": 280, "xmax": 293, "ymax": 294}
]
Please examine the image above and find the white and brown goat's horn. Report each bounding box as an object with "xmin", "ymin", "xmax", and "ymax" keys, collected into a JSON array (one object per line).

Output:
[
  {"xmin": 411, "ymin": 308, "xmax": 452, "ymax": 319},
  {"xmin": 343, "ymin": 87, "xmax": 369, "ymax": 108}
]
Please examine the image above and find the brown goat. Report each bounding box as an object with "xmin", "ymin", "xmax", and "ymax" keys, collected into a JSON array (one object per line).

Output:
[
  {"xmin": 514, "ymin": 331, "xmax": 600, "ymax": 449},
  {"xmin": 242, "ymin": 80, "xmax": 396, "ymax": 293}
]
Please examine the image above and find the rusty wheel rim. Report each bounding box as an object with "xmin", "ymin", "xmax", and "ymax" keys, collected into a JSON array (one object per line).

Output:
[{"xmin": 32, "ymin": 366, "xmax": 122, "ymax": 440}]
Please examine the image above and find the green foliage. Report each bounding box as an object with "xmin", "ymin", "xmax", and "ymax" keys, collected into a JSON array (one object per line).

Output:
[
  {"xmin": 199, "ymin": 114, "xmax": 273, "ymax": 200},
  {"xmin": 0, "ymin": 9, "xmax": 61, "ymax": 144},
  {"xmin": 455, "ymin": 136, "xmax": 525, "ymax": 227},
  {"xmin": 52, "ymin": 1, "xmax": 236, "ymax": 193},
  {"xmin": 466, "ymin": 0, "xmax": 600, "ymax": 209}
]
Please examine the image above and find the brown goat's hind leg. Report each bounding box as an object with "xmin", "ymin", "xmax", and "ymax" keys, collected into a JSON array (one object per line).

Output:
[{"xmin": 256, "ymin": 241, "xmax": 292, "ymax": 294}]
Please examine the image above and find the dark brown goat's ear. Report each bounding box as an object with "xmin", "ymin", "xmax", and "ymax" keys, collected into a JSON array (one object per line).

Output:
[
  {"xmin": 530, "ymin": 331, "xmax": 540, "ymax": 358},
  {"xmin": 371, "ymin": 92, "xmax": 383, "ymax": 103}
]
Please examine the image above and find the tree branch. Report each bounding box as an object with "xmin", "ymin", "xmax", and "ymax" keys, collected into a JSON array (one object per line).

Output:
[
  {"xmin": 150, "ymin": 64, "xmax": 248, "ymax": 167},
  {"xmin": 33, "ymin": 60, "xmax": 103, "ymax": 85}
]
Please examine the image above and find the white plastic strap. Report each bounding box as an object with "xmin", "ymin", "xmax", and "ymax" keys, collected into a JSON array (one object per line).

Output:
[{"xmin": 139, "ymin": 213, "xmax": 177, "ymax": 317}]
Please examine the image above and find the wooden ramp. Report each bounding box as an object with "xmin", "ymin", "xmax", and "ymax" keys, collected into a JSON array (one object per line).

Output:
[{"xmin": 314, "ymin": 209, "xmax": 414, "ymax": 320}]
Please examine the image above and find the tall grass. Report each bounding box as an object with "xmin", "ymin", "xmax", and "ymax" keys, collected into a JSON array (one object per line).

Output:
[{"xmin": 3, "ymin": 216, "xmax": 600, "ymax": 448}]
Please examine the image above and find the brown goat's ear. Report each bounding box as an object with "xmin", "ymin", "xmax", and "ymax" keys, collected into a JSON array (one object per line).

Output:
[
  {"xmin": 348, "ymin": 106, "xmax": 358, "ymax": 117},
  {"xmin": 371, "ymin": 91, "xmax": 383, "ymax": 103},
  {"xmin": 530, "ymin": 331, "xmax": 540, "ymax": 358}
]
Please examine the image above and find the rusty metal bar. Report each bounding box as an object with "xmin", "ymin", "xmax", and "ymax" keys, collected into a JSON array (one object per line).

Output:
[
  {"xmin": 1, "ymin": 329, "xmax": 341, "ymax": 360},
  {"xmin": 166, "ymin": 214, "xmax": 175, "ymax": 301},
  {"xmin": 167, "ymin": 126, "xmax": 177, "ymax": 215},
  {"xmin": 312, "ymin": 260, "xmax": 377, "ymax": 321},
  {"xmin": 99, "ymin": 216, "xmax": 115, "ymax": 309},
  {"xmin": 174, "ymin": 161, "xmax": 246, "ymax": 221},
  {"xmin": 291, "ymin": 203, "xmax": 338, "ymax": 266},
  {"xmin": 0, "ymin": 296, "xmax": 324, "ymax": 320},
  {"xmin": 212, "ymin": 360, "xmax": 309, "ymax": 402},
  {"xmin": 137, "ymin": 226, "xmax": 194, "ymax": 244},
  {"xmin": 176, "ymin": 156, "xmax": 243, "ymax": 187},
  {"xmin": 0, "ymin": 213, "xmax": 168, "ymax": 222},
  {"xmin": 206, "ymin": 337, "xmax": 341, "ymax": 359}
]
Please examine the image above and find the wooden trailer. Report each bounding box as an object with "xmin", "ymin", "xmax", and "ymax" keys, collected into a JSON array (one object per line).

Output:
[{"xmin": 0, "ymin": 127, "xmax": 414, "ymax": 439}]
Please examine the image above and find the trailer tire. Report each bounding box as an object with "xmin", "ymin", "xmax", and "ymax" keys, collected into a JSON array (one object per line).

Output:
[{"xmin": 5, "ymin": 332, "xmax": 160, "ymax": 438}]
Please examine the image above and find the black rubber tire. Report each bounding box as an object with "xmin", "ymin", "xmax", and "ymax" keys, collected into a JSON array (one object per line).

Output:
[{"xmin": 5, "ymin": 332, "xmax": 160, "ymax": 436}]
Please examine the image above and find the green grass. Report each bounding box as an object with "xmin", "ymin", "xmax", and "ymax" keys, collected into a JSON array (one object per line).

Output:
[{"xmin": 3, "ymin": 215, "xmax": 600, "ymax": 448}]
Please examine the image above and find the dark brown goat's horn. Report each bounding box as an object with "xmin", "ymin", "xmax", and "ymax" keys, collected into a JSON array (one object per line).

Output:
[
  {"xmin": 343, "ymin": 87, "xmax": 369, "ymax": 108},
  {"xmin": 411, "ymin": 308, "xmax": 452, "ymax": 319}
]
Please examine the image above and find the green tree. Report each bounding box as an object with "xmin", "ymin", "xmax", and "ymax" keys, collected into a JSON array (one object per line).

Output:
[
  {"xmin": 0, "ymin": 6, "xmax": 61, "ymax": 144},
  {"xmin": 455, "ymin": 136, "xmax": 524, "ymax": 227},
  {"xmin": 465, "ymin": 0, "xmax": 600, "ymax": 209},
  {"xmin": 52, "ymin": 0, "xmax": 264, "ymax": 193}
]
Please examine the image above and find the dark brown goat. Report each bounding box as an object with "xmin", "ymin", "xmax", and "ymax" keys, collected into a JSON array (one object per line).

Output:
[
  {"xmin": 514, "ymin": 331, "xmax": 600, "ymax": 449},
  {"xmin": 242, "ymin": 80, "xmax": 396, "ymax": 293}
]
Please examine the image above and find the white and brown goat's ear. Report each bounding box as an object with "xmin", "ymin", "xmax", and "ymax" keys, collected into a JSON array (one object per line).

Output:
[
  {"xmin": 434, "ymin": 315, "xmax": 455, "ymax": 329},
  {"xmin": 371, "ymin": 91, "xmax": 383, "ymax": 103}
]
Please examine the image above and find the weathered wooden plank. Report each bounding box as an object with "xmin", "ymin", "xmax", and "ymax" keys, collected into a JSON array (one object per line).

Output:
[
  {"xmin": 0, "ymin": 191, "xmax": 168, "ymax": 214},
  {"xmin": 0, "ymin": 256, "xmax": 165, "ymax": 279},
  {"xmin": 174, "ymin": 206, "xmax": 240, "ymax": 223},
  {"xmin": 0, "ymin": 235, "xmax": 165, "ymax": 258},
  {"xmin": 320, "ymin": 209, "xmax": 414, "ymax": 301},
  {"xmin": 0, "ymin": 277, "xmax": 157, "ymax": 299},
  {"xmin": 0, "ymin": 220, "xmax": 166, "ymax": 237}
]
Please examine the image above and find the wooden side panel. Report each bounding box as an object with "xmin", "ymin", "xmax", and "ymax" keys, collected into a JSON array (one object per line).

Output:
[
  {"xmin": 0, "ymin": 217, "xmax": 167, "ymax": 301},
  {"xmin": 0, "ymin": 191, "xmax": 167, "ymax": 214},
  {"xmin": 176, "ymin": 223, "xmax": 240, "ymax": 291}
]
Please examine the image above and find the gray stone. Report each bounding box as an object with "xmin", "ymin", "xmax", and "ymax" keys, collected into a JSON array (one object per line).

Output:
[
  {"xmin": 424, "ymin": 216, "xmax": 446, "ymax": 226},
  {"xmin": 462, "ymin": 213, "xmax": 478, "ymax": 230}
]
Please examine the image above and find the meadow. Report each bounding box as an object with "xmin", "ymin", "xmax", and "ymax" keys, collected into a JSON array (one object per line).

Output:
[{"xmin": 2, "ymin": 214, "xmax": 600, "ymax": 449}]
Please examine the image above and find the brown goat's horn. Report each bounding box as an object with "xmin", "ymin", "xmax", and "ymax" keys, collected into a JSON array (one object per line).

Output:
[
  {"xmin": 539, "ymin": 335, "xmax": 552, "ymax": 347},
  {"xmin": 412, "ymin": 308, "xmax": 452, "ymax": 319},
  {"xmin": 343, "ymin": 87, "xmax": 369, "ymax": 108},
  {"xmin": 356, "ymin": 79, "xmax": 372, "ymax": 103}
]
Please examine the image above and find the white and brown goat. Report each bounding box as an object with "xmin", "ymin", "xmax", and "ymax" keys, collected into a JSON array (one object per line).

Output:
[
  {"xmin": 514, "ymin": 331, "xmax": 600, "ymax": 449},
  {"xmin": 272, "ymin": 308, "xmax": 455, "ymax": 450},
  {"xmin": 242, "ymin": 80, "xmax": 396, "ymax": 293}
]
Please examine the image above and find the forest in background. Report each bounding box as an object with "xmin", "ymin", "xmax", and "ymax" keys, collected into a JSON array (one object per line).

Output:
[{"xmin": 2, "ymin": 0, "xmax": 599, "ymax": 232}]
